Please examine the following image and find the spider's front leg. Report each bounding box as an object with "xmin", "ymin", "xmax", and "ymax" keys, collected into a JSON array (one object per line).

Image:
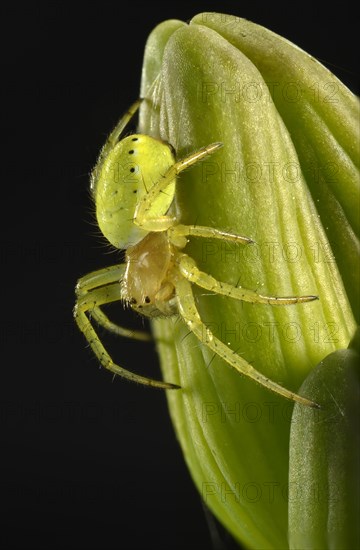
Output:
[
  {"xmin": 92, "ymin": 99, "xmax": 142, "ymax": 185},
  {"xmin": 133, "ymin": 142, "xmax": 223, "ymax": 233},
  {"xmin": 74, "ymin": 264, "xmax": 179, "ymax": 389}
]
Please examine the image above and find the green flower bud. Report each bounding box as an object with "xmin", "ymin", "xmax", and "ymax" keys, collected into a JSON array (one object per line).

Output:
[
  {"xmin": 140, "ymin": 13, "xmax": 359, "ymax": 549},
  {"xmin": 289, "ymin": 329, "xmax": 360, "ymax": 548}
]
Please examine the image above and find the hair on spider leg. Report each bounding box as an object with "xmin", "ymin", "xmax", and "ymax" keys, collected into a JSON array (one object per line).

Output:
[
  {"xmin": 234, "ymin": 276, "xmax": 242, "ymax": 288},
  {"xmin": 205, "ymin": 352, "xmax": 218, "ymax": 372},
  {"xmin": 173, "ymin": 316, "xmax": 184, "ymax": 328},
  {"xmin": 232, "ymin": 344, "xmax": 248, "ymax": 360},
  {"xmin": 139, "ymin": 169, "xmax": 149, "ymax": 194},
  {"xmin": 179, "ymin": 329, "xmax": 194, "ymax": 345},
  {"xmin": 159, "ymin": 188, "xmax": 173, "ymax": 197},
  {"xmin": 175, "ymin": 320, "xmax": 211, "ymax": 352},
  {"xmin": 190, "ymin": 339, "xmax": 212, "ymax": 355},
  {"xmin": 166, "ymin": 142, "xmax": 176, "ymax": 157}
]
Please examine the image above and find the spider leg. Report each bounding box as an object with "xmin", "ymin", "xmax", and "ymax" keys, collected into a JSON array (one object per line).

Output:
[
  {"xmin": 89, "ymin": 308, "xmax": 151, "ymax": 342},
  {"xmin": 99, "ymin": 100, "xmax": 142, "ymax": 157},
  {"xmin": 76, "ymin": 265, "xmax": 149, "ymax": 340},
  {"xmin": 134, "ymin": 142, "xmax": 223, "ymax": 232},
  {"xmin": 169, "ymin": 224, "xmax": 254, "ymax": 247},
  {"xmin": 175, "ymin": 276, "xmax": 319, "ymax": 407},
  {"xmin": 74, "ymin": 266, "xmax": 178, "ymax": 389},
  {"xmin": 178, "ymin": 254, "xmax": 318, "ymax": 305},
  {"xmin": 91, "ymin": 99, "xmax": 142, "ymax": 191}
]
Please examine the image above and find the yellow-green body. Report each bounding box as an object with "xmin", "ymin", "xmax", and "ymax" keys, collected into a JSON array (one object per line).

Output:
[{"xmin": 93, "ymin": 134, "xmax": 175, "ymax": 248}]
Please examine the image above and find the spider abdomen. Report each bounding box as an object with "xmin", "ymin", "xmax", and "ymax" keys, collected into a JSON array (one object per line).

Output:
[{"xmin": 94, "ymin": 134, "xmax": 176, "ymax": 249}]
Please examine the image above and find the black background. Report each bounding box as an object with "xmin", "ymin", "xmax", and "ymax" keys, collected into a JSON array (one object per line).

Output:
[{"xmin": 1, "ymin": 2, "xmax": 358, "ymax": 549}]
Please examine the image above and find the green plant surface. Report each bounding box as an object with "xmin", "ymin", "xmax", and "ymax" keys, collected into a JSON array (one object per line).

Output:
[
  {"xmin": 139, "ymin": 13, "xmax": 359, "ymax": 549},
  {"xmin": 289, "ymin": 329, "xmax": 360, "ymax": 549}
]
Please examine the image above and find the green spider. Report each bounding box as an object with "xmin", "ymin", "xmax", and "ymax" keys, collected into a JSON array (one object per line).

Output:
[{"xmin": 74, "ymin": 99, "xmax": 319, "ymax": 407}]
